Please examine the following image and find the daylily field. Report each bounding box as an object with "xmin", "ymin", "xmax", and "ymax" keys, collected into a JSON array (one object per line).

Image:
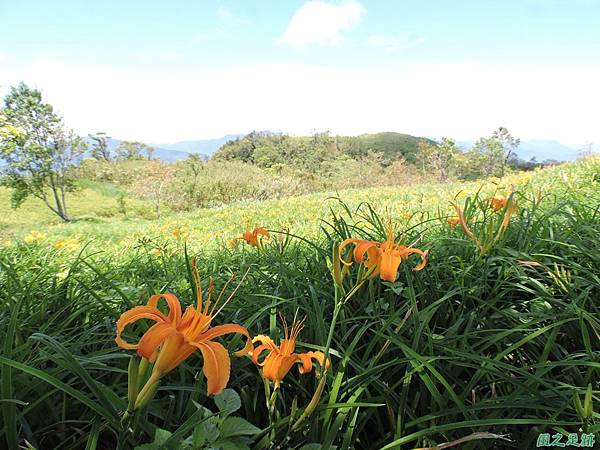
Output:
[{"xmin": 1, "ymin": 158, "xmax": 600, "ymax": 449}]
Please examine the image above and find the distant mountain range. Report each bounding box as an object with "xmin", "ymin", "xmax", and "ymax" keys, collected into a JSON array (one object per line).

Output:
[
  {"xmin": 154, "ymin": 134, "xmax": 244, "ymax": 156},
  {"xmin": 83, "ymin": 135, "xmax": 244, "ymax": 162},
  {"xmin": 83, "ymin": 137, "xmax": 190, "ymax": 162},
  {"xmin": 456, "ymin": 139, "xmax": 581, "ymax": 162}
]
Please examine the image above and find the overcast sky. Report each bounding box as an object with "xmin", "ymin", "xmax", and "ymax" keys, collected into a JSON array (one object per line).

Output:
[{"xmin": 1, "ymin": 0, "xmax": 599, "ymax": 146}]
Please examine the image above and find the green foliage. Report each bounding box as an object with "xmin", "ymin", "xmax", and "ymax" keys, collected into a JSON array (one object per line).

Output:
[
  {"xmin": 0, "ymin": 159, "xmax": 598, "ymax": 449},
  {"xmin": 213, "ymin": 131, "xmax": 432, "ymax": 173},
  {"xmin": 466, "ymin": 127, "xmax": 521, "ymax": 178},
  {"xmin": 353, "ymin": 132, "xmax": 436, "ymax": 164},
  {"xmin": 416, "ymin": 137, "xmax": 459, "ymax": 181},
  {"xmin": 0, "ymin": 82, "xmax": 86, "ymax": 222},
  {"xmin": 171, "ymin": 157, "xmax": 317, "ymax": 209},
  {"xmin": 116, "ymin": 140, "xmax": 155, "ymax": 161},
  {"xmin": 88, "ymin": 132, "xmax": 112, "ymax": 161},
  {"xmin": 130, "ymin": 390, "xmax": 260, "ymax": 450}
]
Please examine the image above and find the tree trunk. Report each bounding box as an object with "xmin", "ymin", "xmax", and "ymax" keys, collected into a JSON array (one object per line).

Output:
[{"xmin": 49, "ymin": 174, "xmax": 71, "ymax": 222}]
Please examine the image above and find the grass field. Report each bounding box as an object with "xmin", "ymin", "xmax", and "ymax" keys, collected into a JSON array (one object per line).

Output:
[
  {"xmin": 1, "ymin": 158, "xmax": 599, "ymax": 449},
  {"xmin": 1, "ymin": 164, "xmax": 540, "ymax": 250}
]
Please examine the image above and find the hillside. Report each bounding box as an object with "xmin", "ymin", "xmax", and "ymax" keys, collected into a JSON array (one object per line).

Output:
[
  {"xmin": 354, "ymin": 132, "xmax": 436, "ymax": 163},
  {"xmin": 3, "ymin": 157, "xmax": 597, "ymax": 249}
]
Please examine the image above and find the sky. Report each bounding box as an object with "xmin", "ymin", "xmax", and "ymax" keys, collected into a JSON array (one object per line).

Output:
[{"xmin": 1, "ymin": 0, "xmax": 599, "ymax": 146}]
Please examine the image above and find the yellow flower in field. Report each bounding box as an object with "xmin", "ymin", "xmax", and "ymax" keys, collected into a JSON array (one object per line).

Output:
[
  {"xmin": 115, "ymin": 260, "xmax": 251, "ymax": 402},
  {"xmin": 172, "ymin": 227, "xmax": 188, "ymax": 239},
  {"xmin": 24, "ymin": 230, "xmax": 46, "ymax": 244},
  {"xmin": 149, "ymin": 248, "xmax": 162, "ymax": 257},
  {"xmin": 340, "ymin": 222, "xmax": 428, "ymax": 282},
  {"xmin": 400, "ymin": 212, "xmax": 411, "ymax": 220},
  {"xmin": 230, "ymin": 227, "xmax": 270, "ymax": 247},
  {"xmin": 251, "ymin": 316, "xmax": 329, "ymax": 387},
  {"xmin": 53, "ymin": 238, "xmax": 79, "ymax": 251}
]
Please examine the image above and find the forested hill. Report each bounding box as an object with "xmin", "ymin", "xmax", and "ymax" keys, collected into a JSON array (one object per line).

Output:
[
  {"xmin": 212, "ymin": 131, "xmax": 434, "ymax": 169},
  {"xmin": 354, "ymin": 132, "xmax": 436, "ymax": 163}
]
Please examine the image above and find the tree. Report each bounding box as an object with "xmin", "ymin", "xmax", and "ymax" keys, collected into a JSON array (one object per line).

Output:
[
  {"xmin": 493, "ymin": 126, "xmax": 520, "ymax": 176},
  {"xmin": 129, "ymin": 160, "xmax": 177, "ymax": 218},
  {"xmin": 470, "ymin": 127, "xmax": 519, "ymax": 178},
  {"xmin": 178, "ymin": 154, "xmax": 206, "ymax": 208},
  {"xmin": 144, "ymin": 145, "xmax": 155, "ymax": 160},
  {"xmin": 417, "ymin": 138, "xmax": 458, "ymax": 181},
  {"xmin": 88, "ymin": 132, "xmax": 112, "ymax": 161},
  {"xmin": 0, "ymin": 83, "xmax": 86, "ymax": 222},
  {"xmin": 115, "ymin": 140, "xmax": 153, "ymax": 160}
]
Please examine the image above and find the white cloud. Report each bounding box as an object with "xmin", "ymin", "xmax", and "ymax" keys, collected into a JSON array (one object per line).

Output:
[
  {"xmin": 278, "ymin": 0, "xmax": 366, "ymax": 46},
  {"xmin": 1, "ymin": 59, "xmax": 599, "ymax": 146},
  {"xmin": 368, "ymin": 33, "xmax": 425, "ymax": 53}
]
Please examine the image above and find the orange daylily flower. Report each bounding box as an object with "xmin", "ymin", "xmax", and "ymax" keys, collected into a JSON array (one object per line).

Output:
[
  {"xmin": 251, "ymin": 317, "xmax": 329, "ymax": 387},
  {"xmin": 490, "ymin": 196, "xmax": 507, "ymax": 212},
  {"xmin": 447, "ymin": 216, "xmax": 460, "ymax": 226},
  {"xmin": 115, "ymin": 263, "xmax": 251, "ymax": 397},
  {"xmin": 340, "ymin": 225, "xmax": 428, "ymax": 282},
  {"xmin": 230, "ymin": 227, "xmax": 270, "ymax": 247}
]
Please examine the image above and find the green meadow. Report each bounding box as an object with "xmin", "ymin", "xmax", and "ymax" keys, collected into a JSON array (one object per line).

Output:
[{"xmin": 1, "ymin": 157, "xmax": 599, "ymax": 449}]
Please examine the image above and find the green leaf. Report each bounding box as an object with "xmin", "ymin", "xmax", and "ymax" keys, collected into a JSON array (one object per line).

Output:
[
  {"xmin": 219, "ymin": 417, "xmax": 261, "ymax": 439},
  {"xmin": 199, "ymin": 419, "xmax": 220, "ymax": 444},
  {"xmin": 133, "ymin": 428, "xmax": 172, "ymax": 450},
  {"xmin": 213, "ymin": 437, "xmax": 252, "ymax": 450},
  {"xmin": 214, "ymin": 389, "xmax": 241, "ymax": 416},
  {"xmin": 584, "ymin": 383, "xmax": 593, "ymax": 419}
]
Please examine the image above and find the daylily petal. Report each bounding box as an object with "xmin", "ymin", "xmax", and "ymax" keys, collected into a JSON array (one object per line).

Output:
[
  {"xmin": 251, "ymin": 344, "xmax": 271, "ymax": 365},
  {"xmin": 147, "ymin": 293, "xmax": 182, "ymax": 325},
  {"xmin": 353, "ymin": 240, "xmax": 379, "ymax": 263},
  {"xmin": 137, "ymin": 322, "xmax": 177, "ymax": 361},
  {"xmin": 197, "ymin": 323, "xmax": 252, "ymax": 356},
  {"xmin": 153, "ymin": 334, "xmax": 195, "ymax": 375},
  {"xmin": 115, "ymin": 305, "xmax": 167, "ymax": 350},
  {"xmin": 363, "ymin": 246, "xmax": 381, "ymax": 269},
  {"xmin": 254, "ymin": 227, "xmax": 270, "ymax": 238},
  {"xmin": 398, "ymin": 247, "xmax": 429, "ymax": 272},
  {"xmin": 262, "ymin": 353, "xmax": 298, "ymax": 386},
  {"xmin": 340, "ymin": 238, "xmax": 381, "ymax": 269},
  {"xmin": 297, "ymin": 352, "xmax": 313, "ymax": 374},
  {"xmin": 193, "ymin": 340, "xmax": 231, "ymax": 396},
  {"xmin": 298, "ymin": 351, "xmax": 329, "ymax": 375},
  {"xmin": 275, "ymin": 354, "xmax": 299, "ymax": 383},
  {"xmin": 252, "ymin": 334, "xmax": 277, "ymax": 348},
  {"xmin": 379, "ymin": 249, "xmax": 403, "ymax": 282},
  {"xmin": 490, "ymin": 196, "xmax": 507, "ymax": 212}
]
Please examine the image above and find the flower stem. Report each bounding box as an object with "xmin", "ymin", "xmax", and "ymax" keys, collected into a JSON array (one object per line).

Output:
[{"xmin": 134, "ymin": 372, "xmax": 160, "ymax": 410}]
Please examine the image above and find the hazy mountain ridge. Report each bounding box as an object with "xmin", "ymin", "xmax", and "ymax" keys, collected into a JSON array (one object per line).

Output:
[
  {"xmin": 456, "ymin": 139, "xmax": 580, "ymax": 162},
  {"xmin": 83, "ymin": 137, "xmax": 191, "ymax": 162},
  {"xmin": 154, "ymin": 134, "xmax": 244, "ymax": 157}
]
